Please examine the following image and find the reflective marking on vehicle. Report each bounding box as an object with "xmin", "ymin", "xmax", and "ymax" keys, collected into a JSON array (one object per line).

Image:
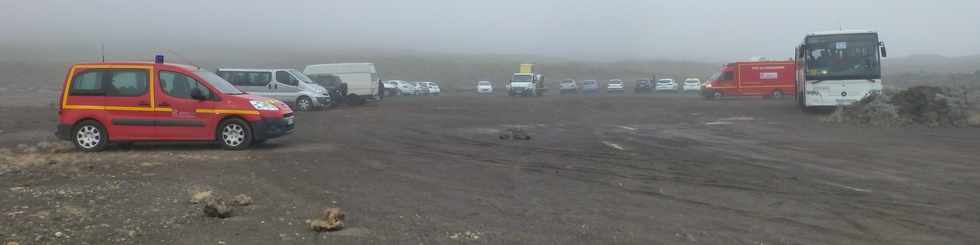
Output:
[
  {"xmin": 62, "ymin": 64, "xmax": 157, "ymax": 112},
  {"xmin": 737, "ymin": 85, "xmax": 795, "ymax": 88},
  {"xmin": 195, "ymin": 109, "xmax": 261, "ymax": 115},
  {"xmin": 64, "ymin": 105, "xmax": 155, "ymax": 112}
]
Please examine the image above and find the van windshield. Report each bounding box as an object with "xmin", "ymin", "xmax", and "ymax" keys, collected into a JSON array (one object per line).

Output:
[
  {"xmin": 478, "ymin": 81, "xmax": 491, "ymax": 86},
  {"xmin": 194, "ymin": 70, "xmax": 244, "ymax": 95},
  {"xmin": 289, "ymin": 70, "xmax": 317, "ymax": 84}
]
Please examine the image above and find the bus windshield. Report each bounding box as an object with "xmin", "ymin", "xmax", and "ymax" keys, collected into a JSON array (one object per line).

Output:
[{"xmin": 805, "ymin": 34, "xmax": 881, "ymax": 80}]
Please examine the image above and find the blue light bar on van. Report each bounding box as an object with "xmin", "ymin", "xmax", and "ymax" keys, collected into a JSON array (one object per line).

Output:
[{"xmin": 155, "ymin": 54, "xmax": 164, "ymax": 64}]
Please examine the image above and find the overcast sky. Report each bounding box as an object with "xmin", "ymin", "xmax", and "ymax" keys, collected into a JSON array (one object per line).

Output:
[{"xmin": 2, "ymin": 0, "xmax": 978, "ymax": 62}]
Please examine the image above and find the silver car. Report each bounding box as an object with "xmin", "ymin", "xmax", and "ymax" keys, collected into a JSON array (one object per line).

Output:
[{"xmin": 582, "ymin": 80, "xmax": 600, "ymax": 95}]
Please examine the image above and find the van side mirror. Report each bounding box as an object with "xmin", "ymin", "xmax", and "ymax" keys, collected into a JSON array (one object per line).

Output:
[
  {"xmin": 190, "ymin": 88, "xmax": 207, "ymax": 101},
  {"xmin": 880, "ymin": 46, "xmax": 888, "ymax": 58},
  {"xmin": 797, "ymin": 46, "xmax": 806, "ymax": 58}
]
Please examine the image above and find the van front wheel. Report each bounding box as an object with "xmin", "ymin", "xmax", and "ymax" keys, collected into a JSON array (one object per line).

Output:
[
  {"xmin": 218, "ymin": 118, "xmax": 253, "ymax": 150},
  {"xmin": 73, "ymin": 120, "xmax": 108, "ymax": 152},
  {"xmin": 295, "ymin": 96, "xmax": 314, "ymax": 111}
]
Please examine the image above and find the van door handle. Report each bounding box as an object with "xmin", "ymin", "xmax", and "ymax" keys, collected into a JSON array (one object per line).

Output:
[
  {"xmin": 137, "ymin": 101, "xmax": 149, "ymax": 106},
  {"xmin": 158, "ymin": 102, "xmax": 170, "ymax": 107}
]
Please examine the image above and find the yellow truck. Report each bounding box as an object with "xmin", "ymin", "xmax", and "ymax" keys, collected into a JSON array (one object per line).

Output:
[{"xmin": 508, "ymin": 64, "xmax": 546, "ymax": 96}]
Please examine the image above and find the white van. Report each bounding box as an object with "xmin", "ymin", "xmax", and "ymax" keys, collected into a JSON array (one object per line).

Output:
[
  {"xmin": 216, "ymin": 68, "xmax": 331, "ymax": 111},
  {"xmin": 303, "ymin": 63, "xmax": 382, "ymax": 104}
]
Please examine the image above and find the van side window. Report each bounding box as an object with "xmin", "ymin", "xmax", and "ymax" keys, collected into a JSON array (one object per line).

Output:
[
  {"xmin": 106, "ymin": 70, "xmax": 148, "ymax": 97},
  {"xmin": 219, "ymin": 71, "xmax": 271, "ymax": 86},
  {"xmin": 276, "ymin": 71, "xmax": 298, "ymax": 86},
  {"xmin": 159, "ymin": 71, "xmax": 213, "ymax": 99},
  {"xmin": 251, "ymin": 72, "xmax": 271, "ymax": 86},
  {"xmin": 70, "ymin": 70, "xmax": 105, "ymax": 96}
]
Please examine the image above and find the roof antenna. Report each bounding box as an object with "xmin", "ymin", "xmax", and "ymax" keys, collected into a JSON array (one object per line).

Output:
[
  {"xmin": 100, "ymin": 42, "xmax": 105, "ymax": 63},
  {"xmin": 159, "ymin": 48, "xmax": 200, "ymax": 70}
]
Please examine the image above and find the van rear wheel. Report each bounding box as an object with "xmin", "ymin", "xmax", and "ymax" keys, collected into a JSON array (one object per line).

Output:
[
  {"xmin": 346, "ymin": 94, "xmax": 365, "ymax": 106},
  {"xmin": 218, "ymin": 118, "xmax": 253, "ymax": 150},
  {"xmin": 73, "ymin": 120, "xmax": 108, "ymax": 152}
]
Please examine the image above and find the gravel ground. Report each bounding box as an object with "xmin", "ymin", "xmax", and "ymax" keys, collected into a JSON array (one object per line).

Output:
[{"xmin": 1, "ymin": 93, "xmax": 979, "ymax": 244}]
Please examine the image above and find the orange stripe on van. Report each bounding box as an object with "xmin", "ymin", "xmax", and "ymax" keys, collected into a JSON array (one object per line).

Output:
[{"xmin": 195, "ymin": 109, "xmax": 261, "ymax": 115}]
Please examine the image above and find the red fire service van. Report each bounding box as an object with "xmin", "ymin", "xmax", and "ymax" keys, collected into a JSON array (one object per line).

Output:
[
  {"xmin": 55, "ymin": 55, "xmax": 295, "ymax": 151},
  {"xmin": 702, "ymin": 60, "xmax": 796, "ymax": 99}
]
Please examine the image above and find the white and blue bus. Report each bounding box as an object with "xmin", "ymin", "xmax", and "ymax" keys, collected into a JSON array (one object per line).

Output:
[{"xmin": 795, "ymin": 30, "xmax": 887, "ymax": 109}]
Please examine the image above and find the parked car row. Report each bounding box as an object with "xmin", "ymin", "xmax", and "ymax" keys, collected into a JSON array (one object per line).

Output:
[
  {"xmin": 383, "ymin": 80, "xmax": 442, "ymax": 96},
  {"xmin": 553, "ymin": 78, "xmax": 703, "ymax": 94}
]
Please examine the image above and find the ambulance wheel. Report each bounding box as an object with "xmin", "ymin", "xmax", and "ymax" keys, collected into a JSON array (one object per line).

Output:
[
  {"xmin": 73, "ymin": 120, "xmax": 108, "ymax": 152},
  {"xmin": 218, "ymin": 118, "xmax": 253, "ymax": 150},
  {"xmin": 771, "ymin": 90, "xmax": 784, "ymax": 99}
]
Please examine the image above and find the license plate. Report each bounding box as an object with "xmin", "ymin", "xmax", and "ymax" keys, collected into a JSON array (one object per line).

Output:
[
  {"xmin": 836, "ymin": 99, "xmax": 857, "ymax": 104},
  {"xmin": 285, "ymin": 116, "xmax": 294, "ymax": 125}
]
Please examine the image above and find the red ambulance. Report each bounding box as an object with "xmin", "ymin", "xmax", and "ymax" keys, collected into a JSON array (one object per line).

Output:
[{"xmin": 702, "ymin": 60, "xmax": 796, "ymax": 99}]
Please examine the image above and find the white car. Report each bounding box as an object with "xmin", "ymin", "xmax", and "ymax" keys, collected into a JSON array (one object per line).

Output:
[
  {"xmin": 417, "ymin": 81, "xmax": 441, "ymax": 96},
  {"xmin": 655, "ymin": 79, "xmax": 677, "ymax": 92},
  {"xmin": 682, "ymin": 78, "xmax": 701, "ymax": 92},
  {"xmin": 559, "ymin": 79, "xmax": 578, "ymax": 95},
  {"xmin": 385, "ymin": 80, "xmax": 417, "ymax": 95},
  {"xmin": 607, "ymin": 79, "xmax": 625, "ymax": 94},
  {"xmin": 477, "ymin": 81, "xmax": 494, "ymax": 94}
]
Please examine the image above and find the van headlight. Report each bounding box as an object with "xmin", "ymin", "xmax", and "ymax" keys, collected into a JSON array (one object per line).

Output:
[{"xmin": 250, "ymin": 100, "xmax": 279, "ymax": 111}]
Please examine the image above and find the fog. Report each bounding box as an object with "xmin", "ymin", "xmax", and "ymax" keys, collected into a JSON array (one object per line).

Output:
[{"xmin": 2, "ymin": 0, "xmax": 979, "ymax": 62}]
